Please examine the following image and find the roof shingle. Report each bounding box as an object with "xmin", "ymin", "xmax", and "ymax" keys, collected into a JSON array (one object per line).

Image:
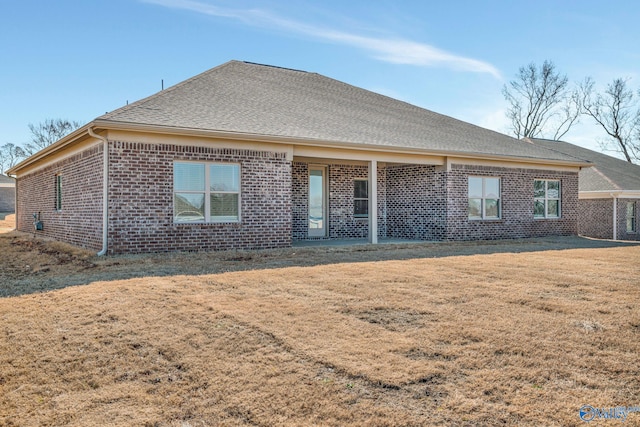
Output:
[
  {"xmin": 100, "ymin": 60, "xmax": 584, "ymax": 163},
  {"xmin": 530, "ymin": 138, "xmax": 640, "ymax": 191}
]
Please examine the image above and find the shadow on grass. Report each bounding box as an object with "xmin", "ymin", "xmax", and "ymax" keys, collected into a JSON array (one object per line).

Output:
[{"xmin": 2, "ymin": 233, "xmax": 639, "ymax": 298}]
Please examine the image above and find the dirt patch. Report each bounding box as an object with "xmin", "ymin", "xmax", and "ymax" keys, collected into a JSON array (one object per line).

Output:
[
  {"xmin": 344, "ymin": 307, "xmax": 433, "ymax": 331},
  {"xmin": 1, "ymin": 232, "xmax": 640, "ymax": 425},
  {"xmin": 0, "ymin": 212, "xmax": 15, "ymax": 232}
]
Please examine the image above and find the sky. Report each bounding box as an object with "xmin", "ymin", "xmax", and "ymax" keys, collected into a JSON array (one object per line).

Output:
[{"xmin": 2, "ymin": 0, "xmax": 639, "ymax": 156}]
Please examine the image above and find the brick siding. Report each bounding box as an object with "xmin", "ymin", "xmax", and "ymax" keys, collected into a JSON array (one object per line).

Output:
[
  {"xmin": 15, "ymin": 140, "xmax": 584, "ymax": 253},
  {"xmin": 617, "ymin": 198, "xmax": 640, "ymax": 241},
  {"xmin": 291, "ymin": 162, "xmax": 309, "ymax": 240},
  {"xmin": 0, "ymin": 187, "xmax": 15, "ymax": 212},
  {"xmin": 578, "ymin": 199, "xmax": 613, "ymax": 239},
  {"xmin": 577, "ymin": 198, "xmax": 640, "ymax": 241},
  {"xmin": 292, "ymin": 162, "xmax": 387, "ymax": 241},
  {"xmin": 107, "ymin": 141, "xmax": 292, "ymax": 253},
  {"xmin": 291, "ymin": 162, "xmax": 577, "ymax": 242},
  {"xmin": 445, "ymin": 164, "xmax": 579, "ymax": 240},
  {"xmin": 15, "ymin": 144, "xmax": 104, "ymax": 250},
  {"xmin": 386, "ymin": 165, "xmax": 446, "ymax": 240}
]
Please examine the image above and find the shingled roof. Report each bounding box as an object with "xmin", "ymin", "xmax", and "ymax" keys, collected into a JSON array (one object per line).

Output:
[
  {"xmin": 530, "ymin": 138, "xmax": 640, "ymax": 192},
  {"xmin": 97, "ymin": 61, "xmax": 585, "ymax": 164}
]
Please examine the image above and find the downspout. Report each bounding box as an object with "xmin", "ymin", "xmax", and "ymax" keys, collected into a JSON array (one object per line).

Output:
[
  {"xmin": 88, "ymin": 127, "xmax": 109, "ymax": 255},
  {"xmin": 611, "ymin": 194, "xmax": 617, "ymax": 241}
]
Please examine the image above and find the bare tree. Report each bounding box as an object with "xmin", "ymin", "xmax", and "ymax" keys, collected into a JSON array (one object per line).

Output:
[
  {"xmin": 25, "ymin": 119, "xmax": 81, "ymax": 155},
  {"xmin": 503, "ymin": 60, "xmax": 580, "ymax": 140},
  {"xmin": 0, "ymin": 143, "xmax": 26, "ymax": 174},
  {"xmin": 579, "ymin": 77, "xmax": 640, "ymax": 163}
]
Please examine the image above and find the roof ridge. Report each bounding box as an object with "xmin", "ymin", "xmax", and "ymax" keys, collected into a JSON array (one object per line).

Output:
[
  {"xmin": 241, "ymin": 61, "xmax": 311, "ymax": 74},
  {"xmin": 591, "ymin": 166, "xmax": 622, "ymax": 190}
]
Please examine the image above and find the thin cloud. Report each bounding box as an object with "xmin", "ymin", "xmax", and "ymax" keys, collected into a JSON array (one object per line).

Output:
[{"xmin": 142, "ymin": 0, "xmax": 502, "ymax": 79}]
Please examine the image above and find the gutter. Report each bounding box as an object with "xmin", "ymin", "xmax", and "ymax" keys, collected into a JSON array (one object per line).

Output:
[{"xmin": 87, "ymin": 127, "xmax": 109, "ymax": 256}]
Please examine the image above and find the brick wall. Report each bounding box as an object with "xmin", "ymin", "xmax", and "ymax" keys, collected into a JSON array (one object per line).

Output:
[
  {"xmin": 445, "ymin": 165, "xmax": 579, "ymax": 240},
  {"xmin": 15, "ymin": 142, "xmax": 585, "ymax": 253},
  {"xmin": 617, "ymin": 198, "xmax": 640, "ymax": 241},
  {"xmin": 292, "ymin": 161, "xmax": 387, "ymax": 241},
  {"xmin": 579, "ymin": 198, "xmax": 640, "ymax": 241},
  {"xmin": 291, "ymin": 162, "xmax": 309, "ymax": 240},
  {"xmin": 386, "ymin": 165, "xmax": 446, "ymax": 240},
  {"xmin": 328, "ymin": 164, "xmax": 370, "ymax": 239},
  {"xmin": 578, "ymin": 199, "xmax": 613, "ymax": 239},
  {"xmin": 15, "ymin": 144, "xmax": 104, "ymax": 250},
  {"xmin": 0, "ymin": 187, "xmax": 15, "ymax": 212},
  {"xmin": 107, "ymin": 141, "xmax": 292, "ymax": 253}
]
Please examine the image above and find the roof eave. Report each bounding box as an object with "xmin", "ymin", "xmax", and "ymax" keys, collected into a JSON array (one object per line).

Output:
[
  {"xmin": 6, "ymin": 123, "xmax": 95, "ymax": 175},
  {"xmin": 580, "ymin": 190, "xmax": 640, "ymax": 199},
  {"xmin": 7, "ymin": 119, "xmax": 591, "ymax": 175},
  {"xmin": 94, "ymin": 120, "xmax": 592, "ymax": 168}
]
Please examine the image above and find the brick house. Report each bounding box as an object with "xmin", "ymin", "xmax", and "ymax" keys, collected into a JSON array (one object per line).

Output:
[
  {"xmin": 0, "ymin": 174, "xmax": 15, "ymax": 212},
  {"xmin": 7, "ymin": 61, "xmax": 590, "ymax": 254},
  {"xmin": 530, "ymin": 138, "xmax": 640, "ymax": 241}
]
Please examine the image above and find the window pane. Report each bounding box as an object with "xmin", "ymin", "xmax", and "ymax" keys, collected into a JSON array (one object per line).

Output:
[
  {"xmin": 627, "ymin": 203, "xmax": 636, "ymax": 232},
  {"xmin": 354, "ymin": 199, "xmax": 368, "ymax": 218},
  {"xmin": 534, "ymin": 200, "xmax": 545, "ymax": 217},
  {"xmin": 354, "ymin": 180, "xmax": 368, "ymax": 199},
  {"xmin": 174, "ymin": 193, "xmax": 205, "ymax": 222},
  {"xmin": 485, "ymin": 178, "xmax": 500, "ymax": 199},
  {"xmin": 469, "ymin": 198, "xmax": 482, "ymax": 218},
  {"xmin": 547, "ymin": 200, "xmax": 559, "ymax": 217},
  {"xmin": 485, "ymin": 199, "xmax": 499, "ymax": 218},
  {"xmin": 175, "ymin": 163, "xmax": 205, "ymax": 191},
  {"xmin": 211, "ymin": 193, "xmax": 239, "ymax": 220},
  {"xmin": 468, "ymin": 177, "xmax": 483, "ymax": 198},
  {"xmin": 211, "ymin": 164, "xmax": 239, "ymax": 192},
  {"xmin": 534, "ymin": 180, "xmax": 546, "ymax": 198},
  {"xmin": 547, "ymin": 180, "xmax": 560, "ymax": 199}
]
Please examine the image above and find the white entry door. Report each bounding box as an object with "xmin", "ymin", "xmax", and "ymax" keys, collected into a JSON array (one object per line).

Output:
[{"xmin": 308, "ymin": 166, "xmax": 327, "ymax": 237}]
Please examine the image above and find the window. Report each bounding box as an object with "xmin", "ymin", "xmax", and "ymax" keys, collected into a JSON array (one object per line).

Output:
[
  {"xmin": 54, "ymin": 175, "xmax": 62, "ymax": 211},
  {"xmin": 354, "ymin": 179, "xmax": 368, "ymax": 218},
  {"xmin": 627, "ymin": 202, "xmax": 637, "ymax": 233},
  {"xmin": 468, "ymin": 177, "xmax": 500, "ymax": 219},
  {"xmin": 173, "ymin": 162, "xmax": 240, "ymax": 223},
  {"xmin": 534, "ymin": 180, "xmax": 560, "ymax": 218}
]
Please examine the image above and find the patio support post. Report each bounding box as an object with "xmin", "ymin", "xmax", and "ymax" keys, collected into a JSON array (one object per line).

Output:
[
  {"xmin": 612, "ymin": 196, "xmax": 617, "ymax": 240},
  {"xmin": 368, "ymin": 160, "xmax": 378, "ymax": 244}
]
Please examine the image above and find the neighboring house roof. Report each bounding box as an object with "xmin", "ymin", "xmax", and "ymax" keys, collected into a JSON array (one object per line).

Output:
[
  {"xmin": 8, "ymin": 61, "xmax": 590, "ymax": 175},
  {"xmin": 529, "ymin": 138, "xmax": 640, "ymax": 192},
  {"xmin": 97, "ymin": 61, "xmax": 584, "ymax": 164},
  {"xmin": 0, "ymin": 174, "xmax": 15, "ymax": 185}
]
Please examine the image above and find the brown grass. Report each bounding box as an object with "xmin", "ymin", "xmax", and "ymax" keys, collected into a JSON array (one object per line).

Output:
[{"xmin": 1, "ymin": 231, "xmax": 639, "ymax": 426}]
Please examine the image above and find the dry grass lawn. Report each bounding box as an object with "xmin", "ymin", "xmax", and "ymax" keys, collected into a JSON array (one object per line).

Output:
[{"xmin": 1, "ymin": 230, "xmax": 639, "ymax": 426}]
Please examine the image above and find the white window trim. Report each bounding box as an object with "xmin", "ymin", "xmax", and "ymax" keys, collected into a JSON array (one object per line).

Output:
[
  {"xmin": 627, "ymin": 202, "xmax": 637, "ymax": 233},
  {"xmin": 534, "ymin": 179, "xmax": 561, "ymax": 219},
  {"xmin": 468, "ymin": 176, "xmax": 501, "ymax": 220},
  {"xmin": 173, "ymin": 161, "xmax": 241, "ymax": 224},
  {"xmin": 354, "ymin": 178, "xmax": 369, "ymax": 219}
]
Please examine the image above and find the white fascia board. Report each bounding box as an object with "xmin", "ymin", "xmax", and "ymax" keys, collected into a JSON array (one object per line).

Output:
[{"xmin": 579, "ymin": 190, "xmax": 640, "ymax": 199}]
